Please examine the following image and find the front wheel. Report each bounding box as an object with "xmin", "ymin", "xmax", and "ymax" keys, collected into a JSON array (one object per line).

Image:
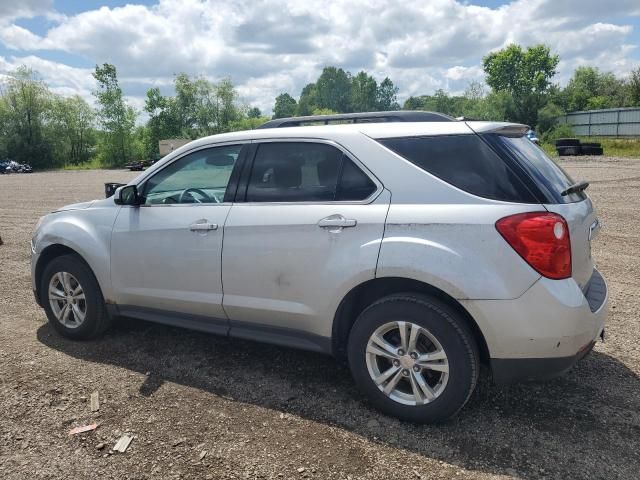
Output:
[
  {"xmin": 347, "ymin": 294, "xmax": 479, "ymax": 423},
  {"xmin": 40, "ymin": 254, "xmax": 111, "ymax": 339}
]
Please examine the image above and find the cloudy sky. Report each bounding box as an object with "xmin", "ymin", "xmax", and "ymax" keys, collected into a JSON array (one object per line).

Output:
[{"xmin": 0, "ymin": 0, "xmax": 639, "ymax": 115}]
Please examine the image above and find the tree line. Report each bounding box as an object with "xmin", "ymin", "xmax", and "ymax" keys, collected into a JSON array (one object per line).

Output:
[
  {"xmin": 273, "ymin": 67, "xmax": 400, "ymax": 118},
  {"xmin": 0, "ymin": 64, "xmax": 268, "ymax": 169},
  {"xmin": 1, "ymin": 43, "xmax": 640, "ymax": 169}
]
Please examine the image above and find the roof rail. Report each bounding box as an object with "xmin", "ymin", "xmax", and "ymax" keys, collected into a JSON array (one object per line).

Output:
[{"xmin": 257, "ymin": 110, "xmax": 455, "ymax": 129}]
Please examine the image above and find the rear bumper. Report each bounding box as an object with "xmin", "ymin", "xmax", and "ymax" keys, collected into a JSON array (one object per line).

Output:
[
  {"xmin": 461, "ymin": 268, "xmax": 608, "ymax": 383},
  {"xmin": 490, "ymin": 334, "xmax": 601, "ymax": 383}
]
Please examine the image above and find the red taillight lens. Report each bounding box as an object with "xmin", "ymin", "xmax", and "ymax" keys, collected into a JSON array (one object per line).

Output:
[{"xmin": 495, "ymin": 212, "xmax": 571, "ymax": 280}]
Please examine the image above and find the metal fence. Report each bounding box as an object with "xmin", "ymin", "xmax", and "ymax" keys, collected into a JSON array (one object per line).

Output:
[{"xmin": 557, "ymin": 107, "xmax": 640, "ymax": 137}]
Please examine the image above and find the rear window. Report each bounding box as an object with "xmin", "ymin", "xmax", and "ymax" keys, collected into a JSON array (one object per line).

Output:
[
  {"xmin": 378, "ymin": 135, "xmax": 537, "ymax": 203},
  {"xmin": 494, "ymin": 135, "xmax": 586, "ymax": 204}
]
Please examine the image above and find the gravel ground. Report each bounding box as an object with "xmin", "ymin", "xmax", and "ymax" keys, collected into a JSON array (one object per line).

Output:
[{"xmin": 0, "ymin": 158, "xmax": 639, "ymax": 480}]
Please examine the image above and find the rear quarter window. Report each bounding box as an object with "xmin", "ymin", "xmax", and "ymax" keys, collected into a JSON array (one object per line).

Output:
[
  {"xmin": 490, "ymin": 135, "xmax": 586, "ymax": 204},
  {"xmin": 378, "ymin": 135, "xmax": 537, "ymax": 203}
]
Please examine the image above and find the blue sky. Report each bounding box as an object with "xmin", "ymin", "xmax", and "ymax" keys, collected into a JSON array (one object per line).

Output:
[{"xmin": 0, "ymin": 0, "xmax": 639, "ymax": 114}]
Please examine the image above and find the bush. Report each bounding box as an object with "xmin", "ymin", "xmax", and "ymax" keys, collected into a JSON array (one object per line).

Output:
[
  {"xmin": 541, "ymin": 124, "xmax": 574, "ymax": 144},
  {"xmin": 537, "ymin": 102, "xmax": 564, "ymax": 134}
]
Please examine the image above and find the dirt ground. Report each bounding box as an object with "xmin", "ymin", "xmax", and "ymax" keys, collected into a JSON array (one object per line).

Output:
[{"xmin": 0, "ymin": 158, "xmax": 639, "ymax": 480}]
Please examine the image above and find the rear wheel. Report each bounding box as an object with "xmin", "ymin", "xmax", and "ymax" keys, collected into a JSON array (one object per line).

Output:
[
  {"xmin": 40, "ymin": 254, "xmax": 111, "ymax": 339},
  {"xmin": 348, "ymin": 294, "xmax": 479, "ymax": 423}
]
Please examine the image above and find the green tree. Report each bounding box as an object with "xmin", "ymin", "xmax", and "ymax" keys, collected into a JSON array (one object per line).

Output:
[
  {"xmin": 563, "ymin": 67, "xmax": 603, "ymax": 111},
  {"xmin": 376, "ymin": 77, "xmax": 400, "ymax": 110},
  {"xmin": 536, "ymin": 102, "xmax": 564, "ymax": 133},
  {"xmin": 315, "ymin": 67, "xmax": 352, "ymax": 112},
  {"xmin": 48, "ymin": 95, "xmax": 96, "ymax": 165},
  {"xmin": 172, "ymin": 73, "xmax": 197, "ymax": 134},
  {"xmin": 93, "ymin": 63, "xmax": 137, "ymax": 166},
  {"xmin": 273, "ymin": 93, "xmax": 297, "ymax": 118},
  {"xmin": 297, "ymin": 83, "xmax": 318, "ymax": 116},
  {"xmin": 403, "ymin": 96, "xmax": 424, "ymax": 110},
  {"xmin": 143, "ymin": 87, "xmax": 176, "ymax": 158},
  {"xmin": 0, "ymin": 66, "xmax": 53, "ymax": 168},
  {"xmin": 212, "ymin": 77, "xmax": 241, "ymax": 133},
  {"xmin": 630, "ymin": 68, "xmax": 640, "ymax": 106},
  {"xmin": 143, "ymin": 74, "xmax": 244, "ymax": 151},
  {"xmin": 351, "ymin": 71, "xmax": 378, "ymax": 112},
  {"xmin": 483, "ymin": 44, "xmax": 559, "ymax": 125},
  {"xmin": 247, "ymin": 107, "xmax": 262, "ymax": 118},
  {"xmin": 229, "ymin": 115, "xmax": 270, "ymax": 130},
  {"xmin": 561, "ymin": 67, "xmax": 631, "ymax": 112}
]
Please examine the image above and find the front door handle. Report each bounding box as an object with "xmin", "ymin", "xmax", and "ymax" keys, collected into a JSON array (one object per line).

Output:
[
  {"xmin": 318, "ymin": 215, "xmax": 357, "ymax": 229},
  {"xmin": 189, "ymin": 220, "xmax": 218, "ymax": 231}
]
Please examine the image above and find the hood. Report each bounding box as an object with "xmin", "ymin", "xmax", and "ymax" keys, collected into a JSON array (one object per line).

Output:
[{"xmin": 54, "ymin": 200, "xmax": 96, "ymax": 212}]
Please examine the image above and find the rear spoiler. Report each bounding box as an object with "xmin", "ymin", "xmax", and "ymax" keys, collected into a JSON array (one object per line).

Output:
[{"xmin": 466, "ymin": 123, "xmax": 529, "ymax": 137}]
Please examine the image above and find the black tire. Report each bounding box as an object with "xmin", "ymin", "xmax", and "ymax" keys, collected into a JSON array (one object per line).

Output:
[
  {"xmin": 555, "ymin": 138, "xmax": 580, "ymax": 147},
  {"xmin": 347, "ymin": 293, "xmax": 479, "ymax": 423},
  {"xmin": 581, "ymin": 142, "xmax": 601, "ymax": 148},
  {"xmin": 557, "ymin": 146, "xmax": 579, "ymax": 156},
  {"xmin": 40, "ymin": 254, "xmax": 111, "ymax": 339},
  {"xmin": 580, "ymin": 146, "xmax": 603, "ymax": 156}
]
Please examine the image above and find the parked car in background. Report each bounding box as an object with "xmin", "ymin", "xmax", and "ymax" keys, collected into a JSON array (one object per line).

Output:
[
  {"xmin": 31, "ymin": 111, "xmax": 607, "ymax": 423},
  {"xmin": 0, "ymin": 159, "xmax": 32, "ymax": 173},
  {"xmin": 125, "ymin": 159, "xmax": 159, "ymax": 171}
]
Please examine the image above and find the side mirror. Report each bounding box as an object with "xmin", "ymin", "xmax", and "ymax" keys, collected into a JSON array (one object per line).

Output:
[{"xmin": 114, "ymin": 185, "xmax": 143, "ymax": 206}]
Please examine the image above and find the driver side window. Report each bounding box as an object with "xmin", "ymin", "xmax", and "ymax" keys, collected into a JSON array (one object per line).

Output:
[{"xmin": 143, "ymin": 145, "xmax": 242, "ymax": 205}]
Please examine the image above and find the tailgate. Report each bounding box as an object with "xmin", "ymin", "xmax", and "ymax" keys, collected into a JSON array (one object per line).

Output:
[{"xmin": 545, "ymin": 198, "xmax": 597, "ymax": 290}]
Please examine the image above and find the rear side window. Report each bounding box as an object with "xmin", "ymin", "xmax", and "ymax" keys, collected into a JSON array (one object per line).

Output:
[
  {"xmin": 378, "ymin": 135, "xmax": 537, "ymax": 203},
  {"xmin": 493, "ymin": 135, "xmax": 585, "ymax": 204},
  {"xmin": 336, "ymin": 158, "xmax": 376, "ymax": 200},
  {"xmin": 246, "ymin": 142, "xmax": 376, "ymax": 202}
]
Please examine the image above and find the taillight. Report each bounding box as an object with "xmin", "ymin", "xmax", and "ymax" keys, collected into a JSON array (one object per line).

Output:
[{"xmin": 495, "ymin": 212, "xmax": 571, "ymax": 280}]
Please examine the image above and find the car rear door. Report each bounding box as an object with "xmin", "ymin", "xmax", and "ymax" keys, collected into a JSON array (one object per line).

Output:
[{"xmin": 221, "ymin": 139, "xmax": 390, "ymax": 347}]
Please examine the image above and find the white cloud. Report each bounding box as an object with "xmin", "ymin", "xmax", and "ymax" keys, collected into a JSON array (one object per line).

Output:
[
  {"xmin": 0, "ymin": 0, "xmax": 54, "ymax": 22},
  {"xmin": 0, "ymin": 0, "xmax": 638, "ymax": 115}
]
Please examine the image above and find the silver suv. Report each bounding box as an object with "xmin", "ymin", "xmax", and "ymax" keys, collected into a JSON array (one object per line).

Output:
[{"xmin": 31, "ymin": 111, "xmax": 607, "ymax": 423}]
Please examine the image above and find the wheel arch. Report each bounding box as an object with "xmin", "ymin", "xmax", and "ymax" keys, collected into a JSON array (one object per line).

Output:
[
  {"xmin": 331, "ymin": 277, "xmax": 490, "ymax": 365},
  {"xmin": 35, "ymin": 244, "xmax": 96, "ymax": 303}
]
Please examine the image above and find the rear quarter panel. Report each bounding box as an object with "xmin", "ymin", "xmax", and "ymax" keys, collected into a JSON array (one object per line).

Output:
[{"xmin": 377, "ymin": 204, "xmax": 543, "ymax": 300}]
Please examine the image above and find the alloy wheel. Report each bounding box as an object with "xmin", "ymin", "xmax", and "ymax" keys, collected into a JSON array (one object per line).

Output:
[
  {"xmin": 48, "ymin": 271, "xmax": 87, "ymax": 329},
  {"xmin": 365, "ymin": 321, "xmax": 449, "ymax": 406}
]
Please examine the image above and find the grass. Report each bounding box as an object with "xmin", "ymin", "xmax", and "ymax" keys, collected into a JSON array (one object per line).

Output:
[
  {"xmin": 542, "ymin": 137, "xmax": 640, "ymax": 158},
  {"xmin": 61, "ymin": 158, "xmax": 105, "ymax": 170}
]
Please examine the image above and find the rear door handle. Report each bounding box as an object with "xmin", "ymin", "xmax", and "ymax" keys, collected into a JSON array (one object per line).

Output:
[
  {"xmin": 189, "ymin": 221, "xmax": 218, "ymax": 231},
  {"xmin": 318, "ymin": 215, "xmax": 357, "ymax": 229}
]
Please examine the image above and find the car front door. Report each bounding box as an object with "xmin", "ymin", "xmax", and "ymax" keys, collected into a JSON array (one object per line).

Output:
[
  {"xmin": 221, "ymin": 140, "xmax": 390, "ymax": 348},
  {"xmin": 111, "ymin": 143, "xmax": 246, "ymax": 331}
]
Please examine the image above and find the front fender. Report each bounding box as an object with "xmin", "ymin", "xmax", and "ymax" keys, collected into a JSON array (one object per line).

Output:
[{"xmin": 33, "ymin": 207, "xmax": 119, "ymax": 302}]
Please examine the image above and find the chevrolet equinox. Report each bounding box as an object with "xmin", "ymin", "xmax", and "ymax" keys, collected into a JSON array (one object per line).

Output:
[{"xmin": 31, "ymin": 111, "xmax": 607, "ymax": 423}]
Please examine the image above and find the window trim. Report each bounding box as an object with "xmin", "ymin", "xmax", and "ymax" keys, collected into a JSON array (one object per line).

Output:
[
  {"xmin": 234, "ymin": 138, "xmax": 383, "ymax": 205},
  {"xmin": 134, "ymin": 141, "xmax": 250, "ymax": 208}
]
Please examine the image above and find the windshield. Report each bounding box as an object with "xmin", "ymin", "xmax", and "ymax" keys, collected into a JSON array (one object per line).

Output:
[{"xmin": 496, "ymin": 135, "xmax": 586, "ymax": 204}]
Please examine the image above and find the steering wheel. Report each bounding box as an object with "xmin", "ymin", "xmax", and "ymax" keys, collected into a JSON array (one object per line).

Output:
[{"xmin": 178, "ymin": 188, "xmax": 217, "ymax": 204}]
